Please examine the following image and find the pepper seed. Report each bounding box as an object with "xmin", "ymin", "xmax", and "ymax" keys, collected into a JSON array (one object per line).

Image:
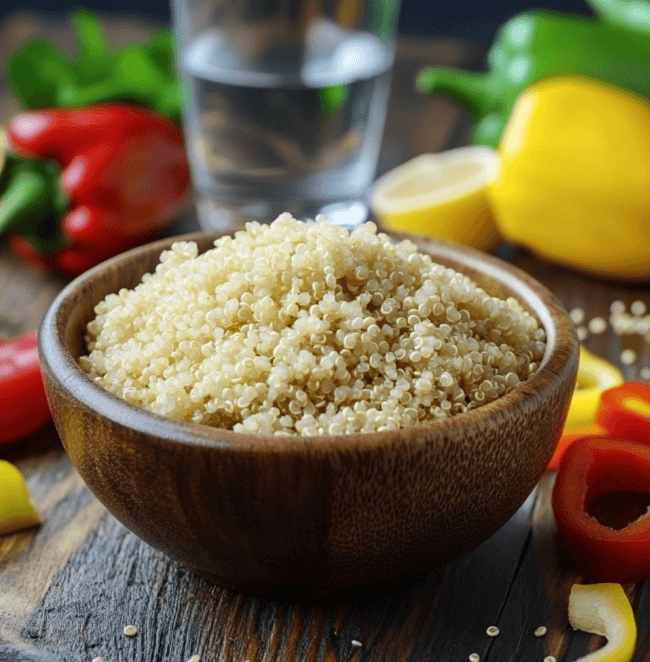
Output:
[
  {"xmin": 534, "ymin": 626, "xmax": 547, "ymax": 637},
  {"xmin": 469, "ymin": 654, "xmax": 480, "ymax": 662},
  {"xmin": 123, "ymin": 625, "xmax": 138, "ymax": 637},
  {"xmin": 641, "ymin": 367, "xmax": 650, "ymax": 381},
  {"xmin": 486, "ymin": 626, "xmax": 499, "ymax": 637},
  {"xmin": 577, "ymin": 326, "xmax": 588, "ymax": 341}
]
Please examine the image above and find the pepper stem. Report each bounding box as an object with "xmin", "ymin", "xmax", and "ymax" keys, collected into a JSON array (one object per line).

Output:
[
  {"xmin": 0, "ymin": 167, "xmax": 50, "ymax": 236},
  {"xmin": 71, "ymin": 9, "xmax": 112, "ymax": 82},
  {"xmin": 416, "ymin": 67, "xmax": 500, "ymax": 121},
  {"xmin": 0, "ymin": 161, "xmax": 66, "ymax": 253},
  {"xmin": 585, "ymin": 0, "xmax": 650, "ymax": 34}
]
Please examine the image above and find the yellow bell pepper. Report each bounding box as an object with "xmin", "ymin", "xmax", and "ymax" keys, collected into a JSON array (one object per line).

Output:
[
  {"xmin": 489, "ymin": 77, "xmax": 650, "ymax": 280},
  {"xmin": 568, "ymin": 583, "xmax": 637, "ymax": 662}
]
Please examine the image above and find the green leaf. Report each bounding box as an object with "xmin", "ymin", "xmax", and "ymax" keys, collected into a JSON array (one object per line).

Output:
[
  {"xmin": 71, "ymin": 9, "xmax": 112, "ymax": 83},
  {"xmin": 5, "ymin": 39, "xmax": 76, "ymax": 108},
  {"xmin": 145, "ymin": 29, "xmax": 176, "ymax": 78}
]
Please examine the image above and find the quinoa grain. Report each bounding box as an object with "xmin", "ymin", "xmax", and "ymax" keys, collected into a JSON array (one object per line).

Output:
[
  {"xmin": 587, "ymin": 317, "xmax": 607, "ymax": 334},
  {"xmin": 81, "ymin": 215, "xmax": 546, "ymax": 436},
  {"xmin": 620, "ymin": 349, "xmax": 637, "ymax": 365}
]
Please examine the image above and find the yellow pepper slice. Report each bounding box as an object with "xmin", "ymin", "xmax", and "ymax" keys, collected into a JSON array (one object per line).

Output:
[
  {"xmin": 565, "ymin": 346, "xmax": 624, "ymax": 431},
  {"xmin": 568, "ymin": 583, "xmax": 636, "ymax": 662},
  {"xmin": 0, "ymin": 460, "xmax": 41, "ymax": 535}
]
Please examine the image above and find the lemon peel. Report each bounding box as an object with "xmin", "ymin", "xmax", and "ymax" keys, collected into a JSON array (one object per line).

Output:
[
  {"xmin": 370, "ymin": 147, "xmax": 501, "ymax": 252},
  {"xmin": 0, "ymin": 460, "xmax": 41, "ymax": 535},
  {"xmin": 568, "ymin": 583, "xmax": 636, "ymax": 662}
]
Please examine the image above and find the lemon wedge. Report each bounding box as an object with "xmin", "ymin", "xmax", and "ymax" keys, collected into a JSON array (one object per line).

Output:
[
  {"xmin": 568, "ymin": 583, "xmax": 637, "ymax": 662},
  {"xmin": 370, "ymin": 146, "xmax": 501, "ymax": 252},
  {"xmin": 0, "ymin": 460, "xmax": 41, "ymax": 536}
]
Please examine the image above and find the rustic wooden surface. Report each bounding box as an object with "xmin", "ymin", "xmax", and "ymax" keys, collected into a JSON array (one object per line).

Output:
[{"xmin": 1, "ymin": 11, "xmax": 650, "ymax": 662}]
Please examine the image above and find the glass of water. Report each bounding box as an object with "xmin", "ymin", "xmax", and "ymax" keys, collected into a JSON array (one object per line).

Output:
[{"xmin": 172, "ymin": 0, "xmax": 402, "ymax": 231}]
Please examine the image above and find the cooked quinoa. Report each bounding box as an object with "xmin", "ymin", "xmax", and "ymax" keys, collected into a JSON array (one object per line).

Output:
[{"xmin": 79, "ymin": 214, "xmax": 546, "ymax": 436}]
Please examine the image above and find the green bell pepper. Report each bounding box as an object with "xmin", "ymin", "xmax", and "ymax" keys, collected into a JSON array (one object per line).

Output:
[
  {"xmin": 4, "ymin": 9, "xmax": 181, "ymax": 121},
  {"xmin": 416, "ymin": 0, "xmax": 650, "ymax": 148}
]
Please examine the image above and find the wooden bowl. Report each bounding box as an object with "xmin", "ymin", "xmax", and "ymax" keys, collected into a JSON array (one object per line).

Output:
[{"xmin": 38, "ymin": 230, "xmax": 578, "ymax": 595}]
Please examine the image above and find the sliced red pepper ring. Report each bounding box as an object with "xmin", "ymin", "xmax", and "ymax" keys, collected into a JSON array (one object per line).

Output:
[
  {"xmin": 552, "ymin": 436, "xmax": 650, "ymax": 584},
  {"xmin": 547, "ymin": 423, "xmax": 607, "ymax": 471},
  {"xmin": 594, "ymin": 381, "xmax": 650, "ymax": 445}
]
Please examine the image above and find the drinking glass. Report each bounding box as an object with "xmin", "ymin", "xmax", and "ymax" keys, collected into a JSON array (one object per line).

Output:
[{"xmin": 172, "ymin": 0, "xmax": 402, "ymax": 231}]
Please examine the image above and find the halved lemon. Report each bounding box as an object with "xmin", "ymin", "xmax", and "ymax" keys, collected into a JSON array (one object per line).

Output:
[
  {"xmin": 370, "ymin": 146, "xmax": 501, "ymax": 252},
  {"xmin": 568, "ymin": 583, "xmax": 636, "ymax": 662}
]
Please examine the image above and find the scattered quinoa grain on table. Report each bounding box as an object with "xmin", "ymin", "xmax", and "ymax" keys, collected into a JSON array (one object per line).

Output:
[
  {"xmin": 587, "ymin": 317, "xmax": 607, "ymax": 334},
  {"xmin": 631, "ymin": 300, "xmax": 647, "ymax": 316},
  {"xmin": 620, "ymin": 349, "xmax": 637, "ymax": 365},
  {"xmin": 534, "ymin": 626, "xmax": 547, "ymax": 637},
  {"xmin": 123, "ymin": 625, "xmax": 138, "ymax": 637},
  {"xmin": 486, "ymin": 626, "xmax": 499, "ymax": 637},
  {"xmin": 569, "ymin": 307, "xmax": 584, "ymax": 325},
  {"xmin": 80, "ymin": 214, "xmax": 546, "ymax": 437}
]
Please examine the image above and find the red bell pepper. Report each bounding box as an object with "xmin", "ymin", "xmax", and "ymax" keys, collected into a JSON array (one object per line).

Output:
[
  {"xmin": 594, "ymin": 381, "xmax": 650, "ymax": 445},
  {"xmin": 2, "ymin": 104, "xmax": 190, "ymax": 276},
  {"xmin": 552, "ymin": 435, "xmax": 650, "ymax": 584},
  {"xmin": 0, "ymin": 331, "xmax": 51, "ymax": 444}
]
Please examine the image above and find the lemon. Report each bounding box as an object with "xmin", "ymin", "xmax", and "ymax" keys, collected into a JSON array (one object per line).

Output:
[
  {"xmin": 569, "ymin": 583, "xmax": 637, "ymax": 662},
  {"xmin": 0, "ymin": 460, "xmax": 41, "ymax": 536},
  {"xmin": 370, "ymin": 146, "xmax": 501, "ymax": 252}
]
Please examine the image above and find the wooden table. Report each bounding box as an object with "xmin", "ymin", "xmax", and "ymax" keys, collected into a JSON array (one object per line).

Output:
[{"xmin": 1, "ymin": 12, "xmax": 650, "ymax": 662}]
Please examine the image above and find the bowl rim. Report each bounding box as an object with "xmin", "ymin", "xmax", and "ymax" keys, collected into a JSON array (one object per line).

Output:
[{"xmin": 39, "ymin": 229, "xmax": 578, "ymax": 455}]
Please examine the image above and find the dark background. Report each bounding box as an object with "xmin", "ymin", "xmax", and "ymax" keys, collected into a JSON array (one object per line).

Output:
[{"xmin": 1, "ymin": 1, "xmax": 593, "ymax": 46}]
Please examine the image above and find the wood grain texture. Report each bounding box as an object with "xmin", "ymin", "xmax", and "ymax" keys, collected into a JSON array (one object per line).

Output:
[{"xmin": 0, "ymin": 10, "xmax": 649, "ymax": 662}]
